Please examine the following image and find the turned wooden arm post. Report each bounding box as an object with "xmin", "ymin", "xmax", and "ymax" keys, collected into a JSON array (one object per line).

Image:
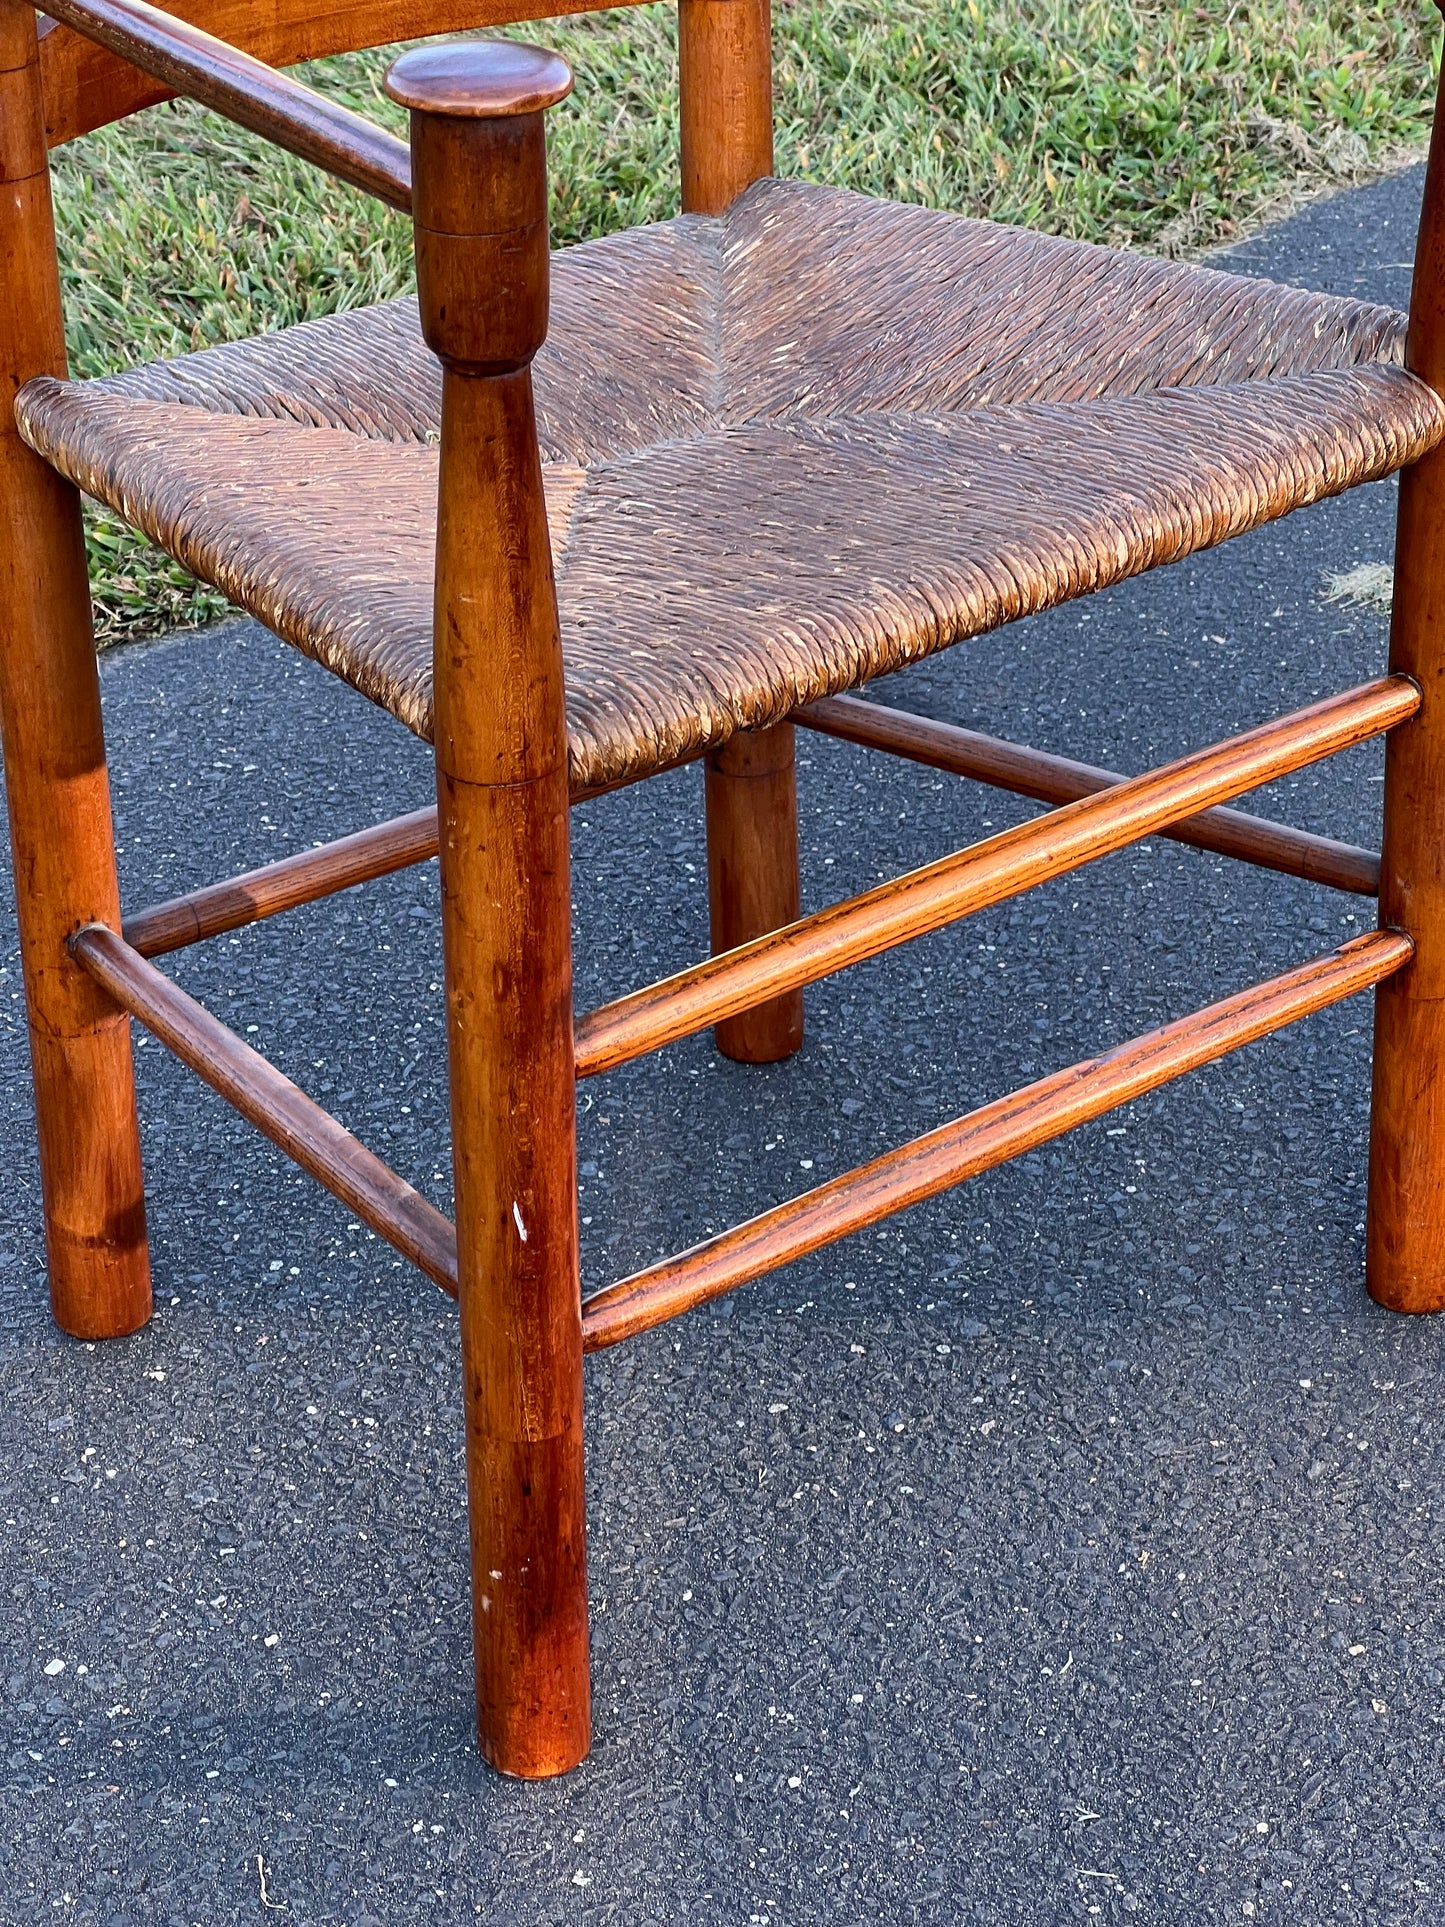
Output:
[
  {"xmin": 679, "ymin": 0, "xmax": 773, "ymax": 213},
  {"xmin": 385, "ymin": 40, "xmax": 590, "ymax": 1775},
  {"xmin": 1368, "ymin": 2, "xmax": 1445, "ymax": 1314},
  {"xmin": 0, "ymin": 0, "xmax": 149, "ymax": 1338},
  {"xmin": 678, "ymin": 0, "xmax": 802, "ymax": 1064}
]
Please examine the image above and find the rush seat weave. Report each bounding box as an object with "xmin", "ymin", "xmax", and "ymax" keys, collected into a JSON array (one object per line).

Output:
[{"xmin": 18, "ymin": 177, "xmax": 1445, "ymax": 795}]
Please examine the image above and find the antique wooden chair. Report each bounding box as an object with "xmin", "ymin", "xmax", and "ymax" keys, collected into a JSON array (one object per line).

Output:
[{"xmin": 3, "ymin": 0, "xmax": 1445, "ymax": 1777}]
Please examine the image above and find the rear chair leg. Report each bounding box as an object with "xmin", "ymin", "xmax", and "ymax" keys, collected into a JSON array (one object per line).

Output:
[
  {"xmin": 0, "ymin": 2, "xmax": 149, "ymax": 1339},
  {"xmin": 677, "ymin": 0, "xmax": 801, "ymax": 1062},
  {"xmin": 1368, "ymin": 34, "xmax": 1445, "ymax": 1315},
  {"xmin": 388, "ymin": 44, "xmax": 590, "ymax": 1774},
  {"xmin": 1367, "ymin": 439, "xmax": 1445, "ymax": 1312},
  {"xmin": 705, "ymin": 725, "xmax": 804, "ymax": 1061}
]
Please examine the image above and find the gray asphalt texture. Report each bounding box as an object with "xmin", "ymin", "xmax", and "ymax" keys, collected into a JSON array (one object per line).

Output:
[{"xmin": 2, "ymin": 164, "xmax": 1444, "ymax": 1927}]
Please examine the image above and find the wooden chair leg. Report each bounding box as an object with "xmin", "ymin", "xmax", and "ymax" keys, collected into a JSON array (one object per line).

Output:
[
  {"xmin": 1367, "ymin": 58, "xmax": 1445, "ymax": 1315},
  {"xmin": 679, "ymin": 0, "xmax": 774, "ymax": 215},
  {"xmin": 0, "ymin": 2, "xmax": 149, "ymax": 1340},
  {"xmin": 387, "ymin": 42, "xmax": 589, "ymax": 1775},
  {"xmin": 1367, "ymin": 440, "xmax": 1445, "ymax": 1312},
  {"xmin": 705, "ymin": 725, "xmax": 804, "ymax": 1062},
  {"xmin": 678, "ymin": 0, "xmax": 801, "ymax": 1061}
]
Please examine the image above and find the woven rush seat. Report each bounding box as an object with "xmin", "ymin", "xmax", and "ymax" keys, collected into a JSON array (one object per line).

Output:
[{"xmin": 18, "ymin": 176, "xmax": 1445, "ymax": 794}]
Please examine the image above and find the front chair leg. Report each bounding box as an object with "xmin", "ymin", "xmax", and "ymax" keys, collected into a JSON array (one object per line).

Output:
[
  {"xmin": 387, "ymin": 41, "xmax": 590, "ymax": 1774},
  {"xmin": 0, "ymin": 1, "xmax": 149, "ymax": 1340},
  {"xmin": 1367, "ymin": 434, "xmax": 1445, "ymax": 1312},
  {"xmin": 1368, "ymin": 23, "xmax": 1445, "ymax": 1317}
]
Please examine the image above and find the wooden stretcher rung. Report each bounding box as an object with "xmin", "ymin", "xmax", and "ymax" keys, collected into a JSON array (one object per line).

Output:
[
  {"xmin": 574, "ymin": 676, "xmax": 1417, "ymax": 1079},
  {"xmin": 117, "ymin": 763, "xmax": 696, "ymax": 958},
  {"xmin": 122, "ymin": 806, "xmax": 440, "ymax": 958},
  {"xmin": 122, "ymin": 686, "xmax": 1387, "ymax": 964},
  {"xmin": 70, "ymin": 922, "xmax": 460, "ymax": 1297},
  {"xmin": 580, "ymin": 928, "xmax": 1413, "ymax": 1351},
  {"xmin": 797, "ymin": 695, "xmax": 1382, "ymax": 897}
]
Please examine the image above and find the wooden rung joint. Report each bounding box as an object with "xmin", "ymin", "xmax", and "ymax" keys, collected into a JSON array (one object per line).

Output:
[
  {"xmin": 387, "ymin": 36, "xmax": 591, "ymax": 1780},
  {"xmin": 580, "ymin": 928, "xmax": 1413, "ymax": 1350},
  {"xmin": 0, "ymin": 0, "xmax": 152, "ymax": 1340},
  {"xmin": 70, "ymin": 922, "xmax": 459, "ymax": 1297},
  {"xmin": 574, "ymin": 676, "xmax": 1417, "ymax": 1078}
]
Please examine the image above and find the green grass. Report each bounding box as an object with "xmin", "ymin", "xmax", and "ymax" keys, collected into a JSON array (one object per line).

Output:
[{"xmin": 50, "ymin": 0, "xmax": 1442, "ymax": 640}]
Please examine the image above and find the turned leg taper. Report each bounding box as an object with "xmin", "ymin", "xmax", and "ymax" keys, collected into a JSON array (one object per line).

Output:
[
  {"xmin": 0, "ymin": 0, "xmax": 149, "ymax": 1339},
  {"xmin": 1368, "ymin": 17, "xmax": 1445, "ymax": 1315},
  {"xmin": 388, "ymin": 39, "xmax": 590, "ymax": 1775}
]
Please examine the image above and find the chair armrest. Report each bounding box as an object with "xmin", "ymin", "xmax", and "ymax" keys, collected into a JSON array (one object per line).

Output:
[{"xmin": 40, "ymin": 0, "xmax": 411, "ymax": 208}]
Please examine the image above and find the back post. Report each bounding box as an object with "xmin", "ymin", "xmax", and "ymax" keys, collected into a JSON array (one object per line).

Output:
[
  {"xmin": 386, "ymin": 40, "xmax": 590, "ymax": 1775},
  {"xmin": 0, "ymin": 0, "xmax": 150, "ymax": 1338},
  {"xmin": 1368, "ymin": 0, "xmax": 1445, "ymax": 1314},
  {"xmin": 681, "ymin": 0, "xmax": 804, "ymax": 1063}
]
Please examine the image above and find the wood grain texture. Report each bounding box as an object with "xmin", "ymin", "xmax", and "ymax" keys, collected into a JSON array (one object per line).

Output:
[
  {"xmin": 38, "ymin": 0, "xmax": 646, "ymax": 145},
  {"xmin": 574, "ymin": 677, "xmax": 1418, "ymax": 1077},
  {"xmin": 71, "ymin": 923, "xmax": 459, "ymax": 1293},
  {"xmin": 0, "ymin": 0, "xmax": 150, "ymax": 1339},
  {"xmin": 40, "ymin": 0, "xmax": 412, "ymax": 205},
  {"xmin": 582, "ymin": 930, "xmax": 1413, "ymax": 1349},
  {"xmin": 118, "ymin": 675, "xmax": 1381, "ymax": 968},
  {"xmin": 1368, "ymin": 32, "xmax": 1445, "ymax": 1315},
  {"xmin": 799, "ymin": 695, "xmax": 1382, "ymax": 897},
  {"xmin": 678, "ymin": 0, "xmax": 771, "ymax": 215},
  {"xmin": 399, "ymin": 46, "xmax": 590, "ymax": 1777},
  {"xmin": 385, "ymin": 36, "xmax": 570, "ymax": 116}
]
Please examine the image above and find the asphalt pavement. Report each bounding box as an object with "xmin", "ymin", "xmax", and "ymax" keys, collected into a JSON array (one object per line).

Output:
[{"xmin": 2, "ymin": 163, "xmax": 1444, "ymax": 1925}]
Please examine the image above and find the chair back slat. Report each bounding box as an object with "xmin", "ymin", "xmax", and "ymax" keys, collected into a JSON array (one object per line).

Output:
[{"xmin": 39, "ymin": 0, "xmax": 653, "ymax": 145}]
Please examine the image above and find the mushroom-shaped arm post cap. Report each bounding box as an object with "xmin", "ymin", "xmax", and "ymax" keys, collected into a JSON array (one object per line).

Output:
[{"xmin": 385, "ymin": 39, "xmax": 573, "ymax": 118}]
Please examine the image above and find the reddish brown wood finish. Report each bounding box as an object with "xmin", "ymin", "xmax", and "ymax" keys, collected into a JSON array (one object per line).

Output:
[
  {"xmin": 384, "ymin": 34, "xmax": 570, "ymax": 116},
  {"xmin": 41, "ymin": 0, "xmax": 412, "ymax": 206},
  {"xmin": 121, "ymin": 679, "xmax": 1386, "ymax": 967},
  {"xmin": 0, "ymin": 0, "xmax": 150, "ymax": 1340},
  {"xmin": 800, "ymin": 696, "xmax": 1382, "ymax": 897},
  {"xmin": 38, "ymin": 0, "xmax": 648, "ymax": 146},
  {"xmin": 72, "ymin": 923, "xmax": 460, "ymax": 1294},
  {"xmin": 387, "ymin": 39, "xmax": 589, "ymax": 1777},
  {"xmin": 1368, "ymin": 28, "xmax": 1445, "ymax": 1314},
  {"xmin": 118, "ymin": 746, "xmax": 709, "ymax": 962},
  {"xmin": 678, "ymin": 0, "xmax": 772, "ymax": 215},
  {"xmin": 679, "ymin": 0, "xmax": 799, "ymax": 1060},
  {"xmin": 583, "ymin": 929, "xmax": 1412, "ymax": 1349},
  {"xmin": 705, "ymin": 725, "xmax": 804, "ymax": 1061},
  {"xmin": 576, "ymin": 676, "xmax": 1418, "ymax": 1078},
  {"xmin": 122, "ymin": 806, "xmax": 439, "ymax": 957}
]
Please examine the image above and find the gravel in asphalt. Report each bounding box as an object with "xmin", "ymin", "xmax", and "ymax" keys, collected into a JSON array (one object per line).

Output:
[{"xmin": 1, "ymin": 164, "xmax": 1443, "ymax": 1926}]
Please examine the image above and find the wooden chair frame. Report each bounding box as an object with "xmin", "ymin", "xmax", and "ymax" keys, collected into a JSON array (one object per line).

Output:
[{"xmin": 2, "ymin": 0, "xmax": 1444, "ymax": 1778}]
